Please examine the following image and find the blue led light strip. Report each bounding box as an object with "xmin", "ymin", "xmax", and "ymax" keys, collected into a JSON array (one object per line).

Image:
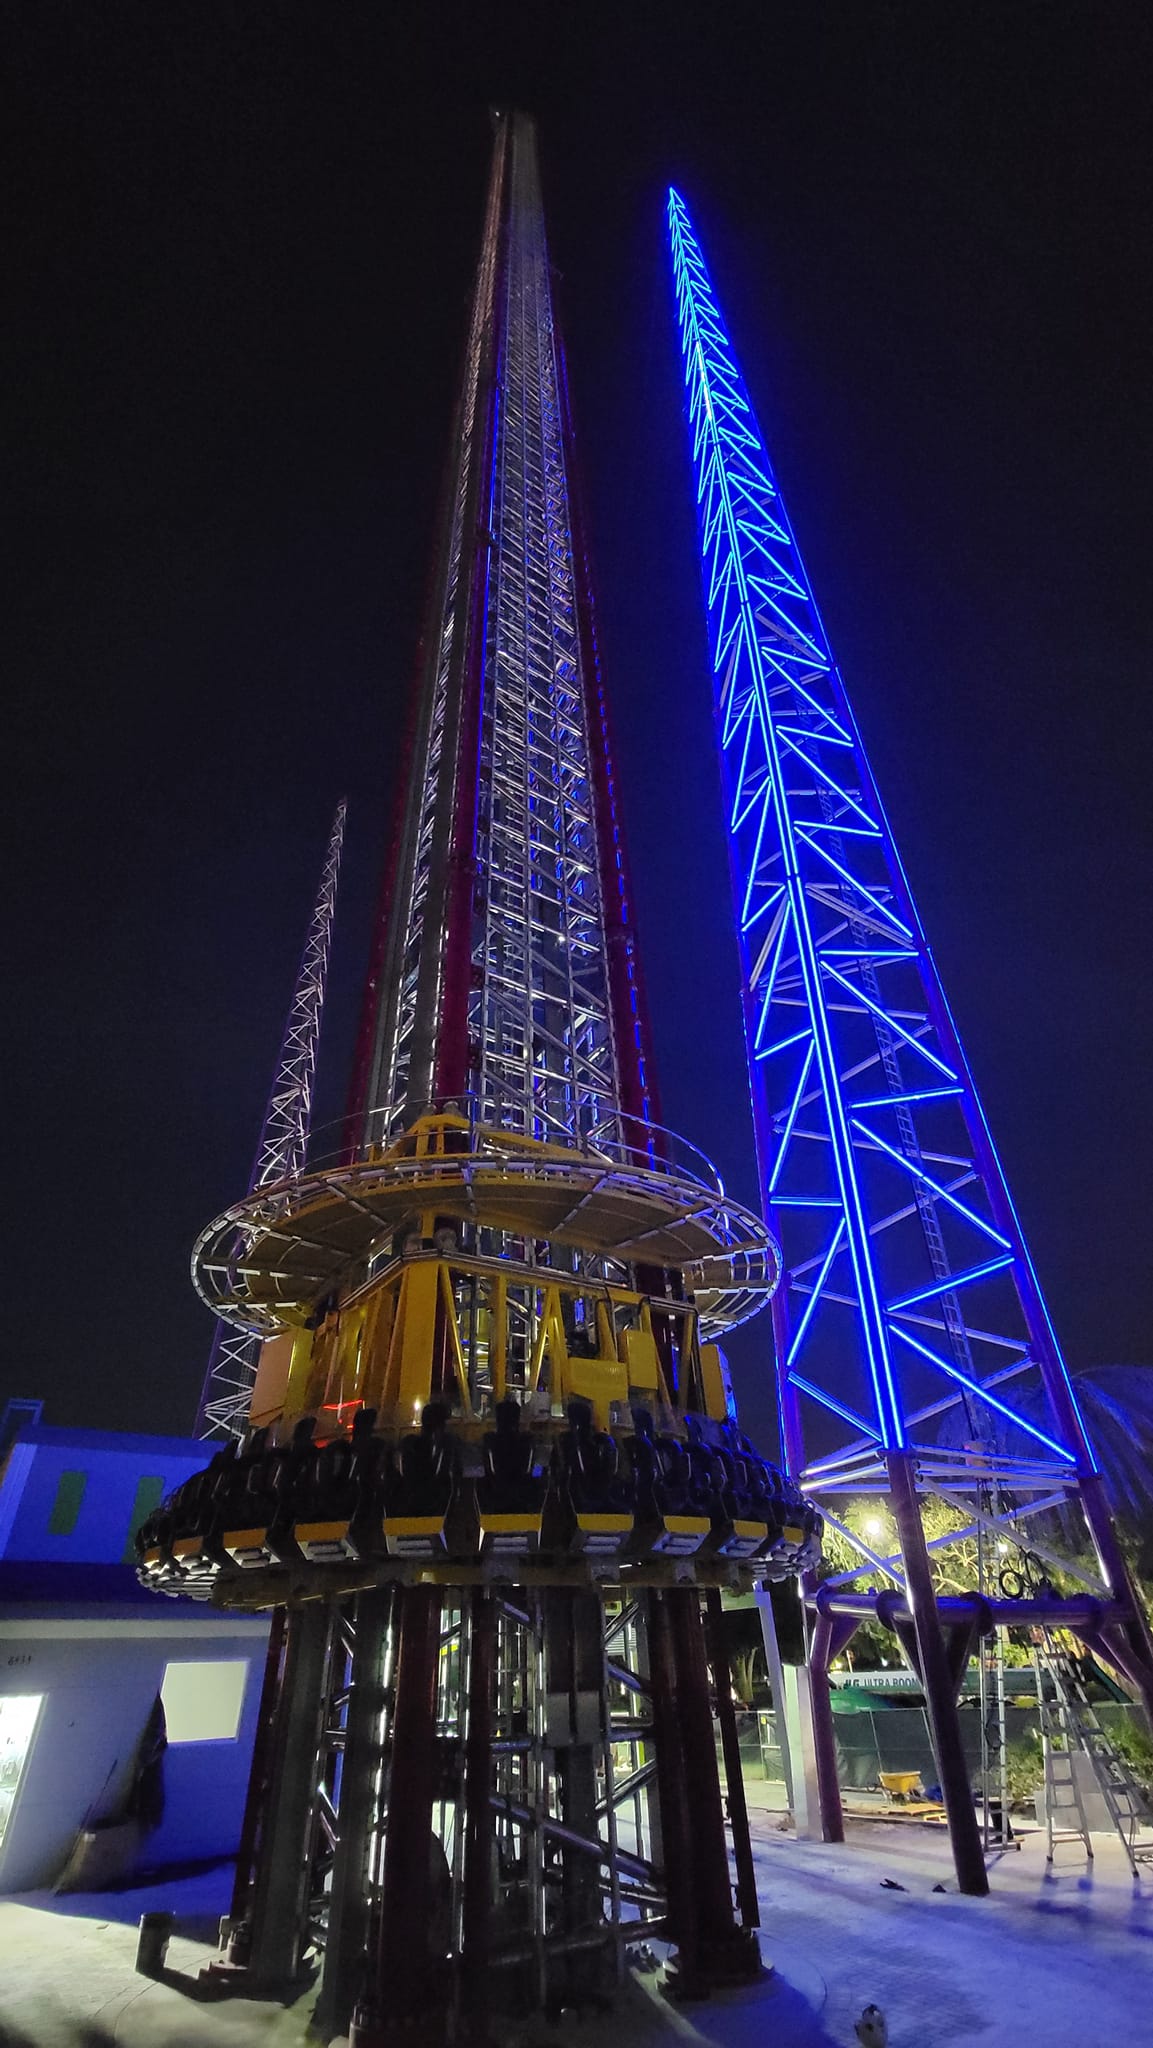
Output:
[{"xmin": 667, "ymin": 188, "xmax": 1097, "ymax": 1484}]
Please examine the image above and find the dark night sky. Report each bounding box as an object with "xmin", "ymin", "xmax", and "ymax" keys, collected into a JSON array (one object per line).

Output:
[{"xmin": 7, "ymin": 4, "xmax": 1152, "ymax": 1458}]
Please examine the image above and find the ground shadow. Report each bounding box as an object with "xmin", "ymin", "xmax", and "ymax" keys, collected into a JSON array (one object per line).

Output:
[
  {"xmin": 0, "ymin": 2021, "xmax": 118, "ymax": 2048},
  {"xmin": 552, "ymin": 1955, "xmax": 843, "ymax": 2048},
  {"xmin": 35, "ymin": 1861, "xmax": 233, "ymax": 1942}
]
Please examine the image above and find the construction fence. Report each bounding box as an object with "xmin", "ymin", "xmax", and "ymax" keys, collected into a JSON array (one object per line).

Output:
[{"xmin": 741, "ymin": 1701, "xmax": 1147, "ymax": 1795}]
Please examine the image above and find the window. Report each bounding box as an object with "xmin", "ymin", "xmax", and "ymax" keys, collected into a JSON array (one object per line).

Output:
[
  {"xmin": 0, "ymin": 1696, "xmax": 43, "ymax": 1850},
  {"xmin": 122, "ymin": 1475, "xmax": 165, "ymax": 1563},
  {"xmin": 160, "ymin": 1660, "xmax": 248, "ymax": 1743},
  {"xmin": 47, "ymin": 1470, "xmax": 87, "ymax": 1535}
]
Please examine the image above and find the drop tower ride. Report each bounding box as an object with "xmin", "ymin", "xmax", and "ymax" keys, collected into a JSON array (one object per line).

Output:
[{"xmin": 141, "ymin": 116, "xmax": 816, "ymax": 2043}]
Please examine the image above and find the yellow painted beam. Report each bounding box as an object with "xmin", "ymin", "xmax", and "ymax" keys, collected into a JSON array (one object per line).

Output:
[{"xmin": 438, "ymin": 1261, "xmax": 474, "ymax": 1415}]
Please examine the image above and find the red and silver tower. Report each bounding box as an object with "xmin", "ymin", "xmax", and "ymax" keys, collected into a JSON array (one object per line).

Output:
[
  {"xmin": 354, "ymin": 119, "xmax": 652, "ymax": 1152},
  {"xmin": 141, "ymin": 115, "xmax": 814, "ymax": 2044}
]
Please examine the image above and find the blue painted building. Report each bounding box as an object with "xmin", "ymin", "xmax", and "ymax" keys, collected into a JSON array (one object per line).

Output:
[{"xmin": 0, "ymin": 1402, "xmax": 268, "ymax": 1891}]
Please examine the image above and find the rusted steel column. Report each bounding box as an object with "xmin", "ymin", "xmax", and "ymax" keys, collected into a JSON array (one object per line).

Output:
[
  {"xmin": 704, "ymin": 1588, "xmax": 758, "ymax": 1928},
  {"xmin": 887, "ymin": 1451, "xmax": 987, "ymax": 1897},
  {"xmin": 645, "ymin": 1590, "xmax": 700, "ymax": 1987},
  {"xmin": 460, "ymin": 1587, "xmax": 495, "ymax": 2036},
  {"xmin": 352, "ymin": 1584, "xmax": 444, "ymax": 2046},
  {"xmin": 667, "ymin": 1587, "xmax": 760, "ymax": 1984}
]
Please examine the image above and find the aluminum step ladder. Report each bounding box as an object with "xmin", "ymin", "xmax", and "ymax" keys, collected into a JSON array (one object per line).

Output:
[{"xmin": 1035, "ymin": 1641, "xmax": 1153, "ymax": 1876}]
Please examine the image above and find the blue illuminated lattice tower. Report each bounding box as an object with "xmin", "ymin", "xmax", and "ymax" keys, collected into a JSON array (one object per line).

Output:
[{"xmin": 667, "ymin": 187, "xmax": 1153, "ymax": 1888}]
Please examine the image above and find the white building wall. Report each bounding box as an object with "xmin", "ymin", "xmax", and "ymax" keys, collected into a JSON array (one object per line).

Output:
[{"xmin": 0, "ymin": 1617, "xmax": 268, "ymax": 1892}]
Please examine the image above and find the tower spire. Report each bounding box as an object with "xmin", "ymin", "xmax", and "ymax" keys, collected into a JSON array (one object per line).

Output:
[
  {"xmin": 195, "ymin": 798, "xmax": 346, "ymax": 1437},
  {"xmin": 359, "ymin": 114, "xmax": 653, "ymax": 1150}
]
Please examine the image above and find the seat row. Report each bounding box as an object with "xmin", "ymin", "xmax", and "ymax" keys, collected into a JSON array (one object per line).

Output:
[{"xmin": 137, "ymin": 1398, "xmax": 822, "ymax": 1590}]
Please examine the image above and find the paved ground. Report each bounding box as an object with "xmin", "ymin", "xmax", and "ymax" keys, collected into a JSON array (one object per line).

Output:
[{"xmin": 1, "ymin": 1803, "xmax": 1150, "ymax": 2048}]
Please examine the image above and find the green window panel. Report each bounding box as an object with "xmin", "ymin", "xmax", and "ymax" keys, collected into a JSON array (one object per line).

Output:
[
  {"xmin": 122, "ymin": 1475, "xmax": 166, "ymax": 1563},
  {"xmin": 47, "ymin": 1470, "xmax": 88, "ymax": 1536}
]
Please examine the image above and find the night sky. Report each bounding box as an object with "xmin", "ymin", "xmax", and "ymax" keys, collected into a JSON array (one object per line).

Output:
[{"xmin": 8, "ymin": 5, "xmax": 1152, "ymax": 1457}]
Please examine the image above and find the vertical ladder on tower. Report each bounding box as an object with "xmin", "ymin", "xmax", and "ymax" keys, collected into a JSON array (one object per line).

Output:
[{"xmin": 1034, "ymin": 1639, "xmax": 1152, "ymax": 1875}]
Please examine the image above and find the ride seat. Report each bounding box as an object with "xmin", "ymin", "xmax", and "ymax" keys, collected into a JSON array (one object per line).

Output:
[
  {"xmin": 556, "ymin": 1399, "xmax": 633, "ymax": 1558},
  {"xmin": 294, "ymin": 1434, "xmax": 363, "ymax": 1563},
  {"xmin": 220, "ymin": 1427, "xmax": 307, "ymax": 1568},
  {"xmin": 476, "ymin": 1398, "xmax": 546, "ymax": 1558},
  {"xmin": 384, "ymin": 1402, "xmax": 457, "ymax": 1558},
  {"xmin": 627, "ymin": 1409, "xmax": 709, "ymax": 1558}
]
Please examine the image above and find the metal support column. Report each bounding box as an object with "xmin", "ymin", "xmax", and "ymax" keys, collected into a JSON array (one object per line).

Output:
[
  {"xmin": 807, "ymin": 1607, "xmax": 864, "ymax": 1845},
  {"xmin": 460, "ymin": 1587, "xmax": 495, "ymax": 2040},
  {"xmin": 1078, "ymin": 1470, "xmax": 1153, "ymax": 1728},
  {"xmin": 224, "ymin": 1606, "xmax": 287, "ymax": 1946},
  {"xmin": 238, "ymin": 1601, "xmax": 334, "ymax": 1988},
  {"xmin": 704, "ymin": 1588, "xmax": 759, "ymax": 1930},
  {"xmin": 888, "ymin": 1452, "xmax": 988, "ymax": 1896},
  {"xmin": 353, "ymin": 1585, "xmax": 444, "ymax": 2047},
  {"xmin": 543, "ymin": 1587, "xmax": 614, "ymax": 1997},
  {"xmin": 316, "ymin": 1588, "xmax": 394, "ymax": 2042},
  {"xmin": 645, "ymin": 1589, "xmax": 701, "ymax": 1988},
  {"xmin": 667, "ymin": 1588, "xmax": 760, "ymax": 1984}
]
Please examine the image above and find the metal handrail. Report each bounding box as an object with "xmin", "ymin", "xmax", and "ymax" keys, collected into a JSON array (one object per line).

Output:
[{"xmin": 298, "ymin": 1094, "xmax": 728, "ymax": 1199}]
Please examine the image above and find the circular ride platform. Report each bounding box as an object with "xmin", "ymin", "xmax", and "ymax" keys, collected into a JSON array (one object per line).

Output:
[{"xmin": 192, "ymin": 1115, "xmax": 781, "ymax": 1340}]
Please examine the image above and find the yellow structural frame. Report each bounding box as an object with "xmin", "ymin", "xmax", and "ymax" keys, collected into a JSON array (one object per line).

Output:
[
  {"xmin": 238, "ymin": 1116, "xmax": 739, "ymax": 1447},
  {"xmin": 251, "ymin": 1252, "xmax": 732, "ymax": 1440}
]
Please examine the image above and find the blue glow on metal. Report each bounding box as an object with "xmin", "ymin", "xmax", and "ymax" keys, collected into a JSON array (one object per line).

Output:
[
  {"xmin": 783, "ymin": 1219, "xmax": 846, "ymax": 1367},
  {"xmin": 667, "ymin": 184, "xmax": 1099, "ymax": 1484},
  {"xmin": 768, "ymin": 1042, "xmax": 816, "ymax": 1192},
  {"xmin": 786, "ymin": 1370, "xmax": 882, "ymax": 1444},
  {"xmin": 754, "ymin": 923, "xmax": 794, "ymax": 1049},
  {"xmin": 888, "ymin": 1326, "xmax": 1077, "ymax": 1463},
  {"xmin": 889, "ymin": 1255, "xmax": 1016, "ymax": 1313},
  {"xmin": 757, "ymin": 1027, "xmax": 812, "ymax": 1062},
  {"xmin": 849, "ymin": 1119, "xmax": 1012, "ymax": 1245},
  {"xmin": 825, "ymin": 971, "xmax": 958, "ymax": 1077},
  {"xmin": 851, "ymin": 1084, "xmax": 964, "ymax": 1109},
  {"xmin": 823, "ymin": 948, "xmax": 919, "ymax": 962}
]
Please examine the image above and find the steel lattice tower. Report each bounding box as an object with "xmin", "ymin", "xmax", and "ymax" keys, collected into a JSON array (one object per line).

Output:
[
  {"xmin": 355, "ymin": 124, "xmax": 652, "ymax": 1152},
  {"xmin": 667, "ymin": 187, "xmax": 1153, "ymax": 1893},
  {"xmin": 141, "ymin": 117, "xmax": 816, "ymax": 2044},
  {"xmin": 196, "ymin": 799, "xmax": 346, "ymax": 1439}
]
